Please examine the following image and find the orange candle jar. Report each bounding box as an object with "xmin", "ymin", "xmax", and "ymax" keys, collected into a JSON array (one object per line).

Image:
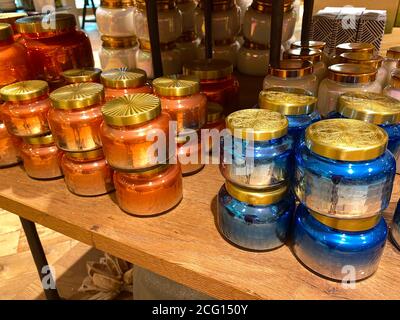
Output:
[
  {"xmin": 114, "ymin": 164, "xmax": 183, "ymax": 216},
  {"xmin": 153, "ymin": 75, "xmax": 207, "ymax": 132},
  {"xmin": 0, "ymin": 120, "xmax": 20, "ymax": 167},
  {"xmin": 0, "ymin": 80, "xmax": 51, "ymax": 137},
  {"xmin": 100, "ymin": 94, "xmax": 171, "ymax": 171},
  {"xmin": 101, "ymin": 68, "xmax": 153, "ymax": 101},
  {"xmin": 61, "ymin": 149, "xmax": 114, "ymax": 196},
  {"xmin": 20, "ymin": 134, "xmax": 63, "ymax": 180},
  {"xmin": 182, "ymin": 59, "xmax": 239, "ymax": 110},
  {"xmin": 62, "ymin": 68, "xmax": 102, "ymax": 84},
  {"xmin": 48, "ymin": 83, "xmax": 105, "ymax": 152},
  {"xmin": 176, "ymin": 129, "xmax": 205, "ymax": 176}
]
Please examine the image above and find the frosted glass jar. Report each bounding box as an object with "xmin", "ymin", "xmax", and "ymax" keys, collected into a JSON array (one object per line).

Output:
[
  {"xmin": 383, "ymin": 46, "xmax": 400, "ymax": 85},
  {"xmin": 197, "ymin": 40, "xmax": 240, "ymax": 67},
  {"xmin": 99, "ymin": 36, "xmax": 138, "ymax": 70},
  {"xmin": 294, "ymin": 119, "xmax": 396, "ymax": 219},
  {"xmin": 263, "ymin": 59, "xmax": 318, "ymax": 96},
  {"xmin": 383, "ymin": 69, "xmax": 400, "ymax": 101},
  {"xmin": 317, "ymin": 64, "xmax": 381, "ymax": 117},
  {"xmin": 237, "ymin": 40, "xmax": 270, "ymax": 76},
  {"xmin": 96, "ymin": 0, "xmax": 135, "ymax": 37},
  {"xmin": 0, "ymin": 120, "xmax": 20, "ymax": 168}
]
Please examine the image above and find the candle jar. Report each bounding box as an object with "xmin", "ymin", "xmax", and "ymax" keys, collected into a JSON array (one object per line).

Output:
[
  {"xmin": 391, "ymin": 199, "xmax": 400, "ymax": 249},
  {"xmin": 99, "ymin": 36, "xmax": 139, "ymax": 70},
  {"xmin": 332, "ymin": 42, "xmax": 375, "ymax": 66},
  {"xmin": 259, "ymin": 88, "xmax": 320, "ymax": 144},
  {"xmin": 197, "ymin": 40, "xmax": 240, "ymax": 67},
  {"xmin": 0, "ymin": 80, "xmax": 51, "ymax": 137},
  {"xmin": 237, "ymin": 40, "xmax": 270, "ymax": 76},
  {"xmin": 293, "ymin": 204, "xmax": 387, "ymax": 281},
  {"xmin": 95, "ymin": 0, "xmax": 135, "ymax": 37},
  {"xmin": 291, "ymin": 40, "xmax": 329, "ymax": 65},
  {"xmin": 0, "ymin": 23, "xmax": 31, "ymax": 88},
  {"xmin": 220, "ymin": 109, "xmax": 293, "ymax": 190},
  {"xmin": 176, "ymin": 129, "xmax": 205, "ymax": 175},
  {"xmin": 383, "ymin": 69, "xmax": 400, "ymax": 101},
  {"xmin": 263, "ymin": 59, "xmax": 318, "ymax": 96},
  {"xmin": 176, "ymin": 35, "xmax": 200, "ymax": 66},
  {"xmin": 15, "ymin": 13, "xmax": 94, "ymax": 88},
  {"xmin": 20, "ymin": 134, "xmax": 63, "ymax": 180},
  {"xmin": 217, "ymin": 182, "xmax": 295, "ymax": 251},
  {"xmin": 295, "ymin": 119, "xmax": 396, "ymax": 219},
  {"xmin": 114, "ymin": 164, "xmax": 183, "ymax": 216},
  {"xmin": 0, "ymin": 12, "xmax": 27, "ymax": 39},
  {"xmin": 101, "ymin": 68, "xmax": 152, "ymax": 101},
  {"xmin": 61, "ymin": 149, "xmax": 114, "ymax": 196},
  {"xmin": 48, "ymin": 83, "xmax": 105, "ymax": 152},
  {"xmin": 203, "ymin": 102, "xmax": 225, "ymax": 132},
  {"xmin": 100, "ymin": 94, "xmax": 171, "ymax": 171},
  {"xmin": 183, "ymin": 59, "xmax": 239, "ymax": 110},
  {"xmin": 62, "ymin": 68, "xmax": 102, "ymax": 84},
  {"xmin": 383, "ymin": 46, "xmax": 400, "ymax": 85},
  {"xmin": 0, "ymin": 120, "xmax": 20, "ymax": 167},
  {"xmin": 152, "ymin": 75, "xmax": 207, "ymax": 132},
  {"xmin": 317, "ymin": 64, "xmax": 381, "ymax": 117}
]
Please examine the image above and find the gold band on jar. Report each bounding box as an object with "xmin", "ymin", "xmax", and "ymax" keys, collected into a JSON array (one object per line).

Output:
[
  {"xmin": 100, "ymin": 0, "xmax": 134, "ymax": 8},
  {"xmin": 183, "ymin": 59, "xmax": 233, "ymax": 80},
  {"xmin": 339, "ymin": 52, "xmax": 383, "ymax": 69},
  {"xmin": 335, "ymin": 42, "xmax": 374, "ymax": 56},
  {"xmin": 23, "ymin": 133, "xmax": 54, "ymax": 145},
  {"xmin": 136, "ymin": 0, "xmax": 176, "ymax": 11},
  {"xmin": 62, "ymin": 68, "xmax": 102, "ymax": 84},
  {"xmin": 153, "ymin": 75, "xmax": 200, "ymax": 97},
  {"xmin": 386, "ymin": 46, "xmax": 400, "ymax": 59},
  {"xmin": 328, "ymin": 63, "xmax": 377, "ymax": 84},
  {"xmin": 50, "ymin": 83, "xmax": 104, "ymax": 110},
  {"xmin": 101, "ymin": 68, "xmax": 147, "ymax": 89},
  {"xmin": 15, "ymin": 13, "xmax": 76, "ymax": 34},
  {"xmin": 0, "ymin": 80, "xmax": 49, "ymax": 101},
  {"xmin": 138, "ymin": 39, "xmax": 177, "ymax": 51},
  {"xmin": 283, "ymin": 48, "xmax": 323, "ymax": 64},
  {"xmin": 268, "ymin": 59, "xmax": 313, "ymax": 78},
  {"xmin": 291, "ymin": 40, "xmax": 326, "ymax": 51},
  {"xmin": 0, "ymin": 23, "xmax": 13, "ymax": 41},
  {"xmin": 101, "ymin": 35, "xmax": 137, "ymax": 49},
  {"xmin": 65, "ymin": 148, "xmax": 104, "ymax": 160},
  {"xmin": 251, "ymin": 0, "xmax": 294, "ymax": 13}
]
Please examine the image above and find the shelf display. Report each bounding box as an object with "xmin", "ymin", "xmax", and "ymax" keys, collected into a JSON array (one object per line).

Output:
[
  {"xmin": 62, "ymin": 68, "xmax": 102, "ymax": 84},
  {"xmin": 99, "ymin": 35, "xmax": 139, "ymax": 70}
]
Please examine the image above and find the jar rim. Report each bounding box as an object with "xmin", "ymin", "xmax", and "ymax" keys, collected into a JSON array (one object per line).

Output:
[
  {"xmin": 65, "ymin": 148, "xmax": 104, "ymax": 160},
  {"xmin": 268, "ymin": 59, "xmax": 313, "ymax": 78},
  {"xmin": 23, "ymin": 133, "xmax": 54, "ymax": 145},
  {"xmin": 207, "ymin": 102, "xmax": 224, "ymax": 123},
  {"xmin": 50, "ymin": 83, "xmax": 104, "ymax": 110},
  {"xmin": 335, "ymin": 42, "xmax": 375, "ymax": 56},
  {"xmin": 339, "ymin": 52, "xmax": 383, "ymax": 69},
  {"xmin": 101, "ymin": 35, "xmax": 137, "ymax": 48},
  {"xmin": 100, "ymin": 0, "xmax": 134, "ymax": 8},
  {"xmin": 15, "ymin": 13, "xmax": 76, "ymax": 34},
  {"xmin": 0, "ymin": 80, "xmax": 49, "ymax": 101},
  {"xmin": 328, "ymin": 63, "xmax": 377, "ymax": 83}
]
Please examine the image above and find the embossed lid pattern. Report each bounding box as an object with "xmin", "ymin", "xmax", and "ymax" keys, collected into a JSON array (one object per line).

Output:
[
  {"xmin": 101, "ymin": 68, "xmax": 147, "ymax": 89},
  {"xmin": 50, "ymin": 83, "xmax": 104, "ymax": 109},
  {"xmin": 0, "ymin": 80, "xmax": 49, "ymax": 101},
  {"xmin": 153, "ymin": 75, "xmax": 200, "ymax": 96}
]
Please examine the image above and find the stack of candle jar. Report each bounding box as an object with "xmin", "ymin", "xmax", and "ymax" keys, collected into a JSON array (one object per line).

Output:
[
  {"xmin": 293, "ymin": 119, "xmax": 396, "ymax": 280},
  {"xmin": 217, "ymin": 109, "xmax": 295, "ymax": 250},
  {"xmin": 96, "ymin": 0, "xmax": 138, "ymax": 70}
]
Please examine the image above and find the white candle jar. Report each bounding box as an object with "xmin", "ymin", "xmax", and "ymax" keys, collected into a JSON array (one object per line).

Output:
[
  {"xmin": 383, "ymin": 46, "xmax": 400, "ymax": 86},
  {"xmin": 96, "ymin": 0, "xmax": 136, "ymax": 37},
  {"xmin": 317, "ymin": 64, "xmax": 381, "ymax": 117},
  {"xmin": 99, "ymin": 35, "xmax": 138, "ymax": 70},
  {"xmin": 197, "ymin": 40, "xmax": 240, "ymax": 67}
]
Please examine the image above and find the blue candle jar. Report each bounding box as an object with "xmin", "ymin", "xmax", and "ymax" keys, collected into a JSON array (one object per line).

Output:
[
  {"xmin": 217, "ymin": 181, "xmax": 295, "ymax": 251},
  {"xmin": 220, "ymin": 109, "xmax": 293, "ymax": 190},
  {"xmin": 391, "ymin": 199, "xmax": 400, "ymax": 249},
  {"xmin": 295, "ymin": 119, "xmax": 396, "ymax": 219},
  {"xmin": 293, "ymin": 204, "xmax": 387, "ymax": 281},
  {"xmin": 259, "ymin": 87, "xmax": 320, "ymax": 145}
]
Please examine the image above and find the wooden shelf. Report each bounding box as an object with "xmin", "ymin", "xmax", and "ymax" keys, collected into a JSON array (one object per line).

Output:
[{"xmin": 0, "ymin": 165, "xmax": 399, "ymax": 299}]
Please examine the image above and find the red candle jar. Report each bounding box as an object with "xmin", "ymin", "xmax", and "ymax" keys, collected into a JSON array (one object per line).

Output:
[
  {"xmin": 182, "ymin": 59, "xmax": 239, "ymax": 110},
  {"xmin": 176, "ymin": 129, "xmax": 205, "ymax": 176},
  {"xmin": 61, "ymin": 149, "xmax": 114, "ymax": 196},
  {"xmin": 48, "ymin": 83, "xmax": 105, "ymax": 152},
  {"xmin": 0, "ymin": 119, "xmax": 20, "ymax": 167},
  {"xmin": 20, "ymin": 134, "xmax": 63, "ymax": 180},
  {"xmin": 101, "ymin": 68, "xmax": 153, "ymax": 101},
  {"xmin": 0, "ymin": 23, "xmax": 31, "ymax": 88},
  {"xmin": 114, "ymin": 164, "xmax": 183, "ymax": 216},
  {"xmin": 15, "ymin": 13, "xmax": 94, "ymax": 88},
  {"xmin": 62, "ymin": 68, "xmax": 102, "ymax": 84},
  {"xmin": 152, "ymin": 75, "xmax": 207, "ymax": 133},
  {"xmin": 100, "ymin": 94, "xmax": 171, "ymax": 171},
  {"xmin": 0, "ymin": 80, "xmax": 51, "ymax": 137}
]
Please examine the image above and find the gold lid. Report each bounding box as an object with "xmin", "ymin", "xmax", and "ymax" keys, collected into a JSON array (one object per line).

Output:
[
  {"xmin": 0, "ymin": 23, "xmax": 13, "ymax": 41},
  {"xmin": 16, "ymin": 14, "xmax": 76, "ymax": 34},
  {"xmin": 339, "ymin": 52, "xmax": 383, "ymax": 69},
  {"xmin": 338, "ymin": 92, "xmax": 400, "ymax": 125},
  {"xmin": 310, "ymin": 210, "xmax": 381, "ymax": 232},
  {"xmin": 101, "ymin": 35, "xmax": 137, "ymax": 49},
  {"xmin": 101, "ymin": 68, "xmax": 147, "ymax": 89},
  {"xmin": 226, "ymin": 109, "xmax": 288, "ymax": 141},
  {"xmin": 268, "ymin": 59, "xmax": 313, "ymax": 78},
  {"xmin": 251, "ymin": 0, "xmax": 294, "ymax": 13},
  {"xmin": 283, "ymin": 48, "xmax": 322, "ymax": 64},
  {"xmin": 183, "ymin": 59, "xmax": 233, "ymax": 80},
  {"xmin": 100, "ymin": 0, "xmax": 134, "ymax": 8},
  {"xmin": 207, "ymin": 102, "xmax": 224, "ymax": 123},
  {"xmin": 66, "ymin": 148, "xmax": 104, "ymax": 160},
  {"xmin": 24, "ymin": 133, "xmax": 54, "ymax": 145},
  {"xmin": 0, "ymin": 12, "xmax": 28, "ymax": 26},
  {"xmin": 101, "ymin": 93, "xmax": 161, "ymax": 126},
  {"xmin": 328, "ymin": 63, "xmax": 377, "ymax": 83},
  {"xmin": 0, "ymin": 80, "xmax": 49, "ymax": 101},
  {"xmin": 386, "ymin": 46, "xmax": 400, "ymax": 59},
  {"xmin": 225, "ymin": 181, "xmax": 288, "ymax": 206},
  {"xmin": 335, "ymin": 43, "xmax": 374, "ymax": 56},
  {"xmin": 153, "ymin": 75, "xmax": 200, "ymax": 97},
  {"xmin": 259, "ymin": 87, "xmax": 317, "ymax": 115},
  {"xmin": 50, "ymin": 83, "xmax": 104, "ymax": 110},
  {"xmin": 391, "ymin": 69, "xmax": 400, "ymax": 88},
  {"xmin": 291, "ymin": 40, "xmax": 326, "ymax": 51},
  {"xmin": 305, "ymin": 119, "xmax": 388, "ymax": 161},
  {"xmin": 62, "ymin": 68, "xmax": 102, "ymax": 84}
]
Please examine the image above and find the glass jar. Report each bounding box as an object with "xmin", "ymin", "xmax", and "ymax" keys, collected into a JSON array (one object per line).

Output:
[
  {"xmin": 183, "ymin": 59, "xmax": 239, "ymax": 110},
  {"xmin": 237, "ymin": 40, "xmax": 270, "ymax": 76},
  {"xmin": 114, "ymin": 164, "xmax": 183, "ymax": 216},
  {"xmin": 263, "ymin": 59, "xmax": 318, "ymax": 95},
  {"xmin": 176, "ymin": 35, "xmax": 200, "ymax": 66},
  {"xmin": 217, "ymin": 182, "xmax": 295, "ymax": 251},
  {"xmin": 196, "ymin": 39, "xmax": 240, "ymax": 67},
  {"xmin": 332, "ymin": 42, "xmax": 375, "ymax": 66},
  {"xmin": 100, "ymin": 94, "xmax": 171, "ymax": 171},
  {"xmin": 291, "ymin": 40, "xmax": 329, "ymax": 65},
  {"xmin": 61, "ymin": 149, "xmax": 114, "ymax": 196},
  {"xmin": 0, "ymin": 119, "xmax": 20, "ymax": 167},
  {"xmin": 317, "ymin": 64, "xmax": 381, "ymax": 117},
  {"xmin": 391, "ymin": 199, "xmax": 400, "ymax": 249},
  {"xmin": 259, "ymin": 88, "xmax": 320, "ymax": 144},
  {"xmin": 383, "ymin": 46, "xmax": 400, "ymax": 85},
  {"xmin": 0, "ymin": 23, "xmax": 32, "ymax": 88},
  {"xmin": 0, "ymin": 12, "xmax": 27, "ymax": 39},
  {"xmin": 99, "ymin": 35, "xmax": 138, "ymax": 70},
  {"xmin": 204, "ymin": 102, "xmax": 225, "ymax": 132},
  {"xmin": 20, "ymin": 134, "xmax": 63, "ymax": 180},
  {"xmin": 220, "ymin": 109, "xmax": 293, "ymax": 190},
  {"xmin": 383, "ymin": 68, "xmax": 400, "ymax": 101},
  {"xmin": 95, "ymin": 0, "xmax": 135, "ymax": 37},
  {"xmin": 176, "ymin": 129, "xmax": 205, "ymax": 175},
  {"xmin": 0, "ymin": 80, "xmax": 51, "ymax": 137},
  {"xmin": 101, "ymin": 68, "xmax": 152, "ymax": 101},
  {"xmin": 153, "ymin": 75, "xmax": 207, "ymax": 132},
  {"xmin": 15, "ymin": 13, "xmax": 94, "ymax": 88},
  {"xmin": 48, "ymin": 83, "xmax": 105, "ymax": 152},
  {"xmin": 295, "ymin": 119, "xmax": 396, "ymax": 219},
  {"xmin": 62, "ymin": 68, "xmax": 102, "ymax": 84},
  {"xmin": 293, "ymin": 204, "xmax": 387, "ymax": 281}
]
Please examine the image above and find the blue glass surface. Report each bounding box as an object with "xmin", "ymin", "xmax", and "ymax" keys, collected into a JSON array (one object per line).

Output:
[
  {"xmin": 217, "ymin": 185, "xmax": 295, "ymax": 251},
  {"xmin": 391, "ymin": 199, "xmax": 400, "ymax": 249},
  {"xmin": 287, "ymin": 111, "xmax": 321, "ymax": 146},
  {"xmin": 292, "ymin": 204, "xmax": 387, "ymax": 281}
]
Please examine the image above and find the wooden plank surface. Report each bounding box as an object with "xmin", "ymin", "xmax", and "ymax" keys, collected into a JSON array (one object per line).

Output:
[{"xmin": 0, "ymin": 165, "xmax": 399, "ymax": 300}]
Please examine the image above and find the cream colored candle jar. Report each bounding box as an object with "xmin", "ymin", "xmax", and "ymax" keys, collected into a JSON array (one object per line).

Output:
[
  {"xmin": 383, "ymin": 47, "xmax": 400, "ymax": 86},
  {"xmin": 99, "ymin": 36, "xmax": 138, "ymax": 70},
  {"xmin": 96, "ymin": 0, "xmax": 135, "ymax": 37},
  {"xmin": 317, "ymin": 64, "xmax": 381, "ymax": 117}
]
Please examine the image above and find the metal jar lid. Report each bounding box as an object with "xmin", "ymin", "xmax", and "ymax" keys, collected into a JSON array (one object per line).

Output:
[
  {"xmin": 251, "ymin": 0, "xmax": 294, "ymax": 13},
  {"xmin": 62, "ymin": 68, "xmax": 102, "ymax": 84},
  {"xmin": 16, "ymin": 13, "xmax": 76, "ymax": 34},
  {"xmin": 291, "ymin": 40, "xmax": 326, "ymax": 51},
  {"xmin": 101, "ymin": 68, "xmax": 147, "ymax": 89},
  {"xmin": 339, "ymin": 52, "xmax": 383, "ymax": 69},
  {"xmin": 183, "ymin": 59, "xmax": 233, "ymax": 80},
  {"xmin": 50, "ymin": 83, "xmax": 104, "ymax": 110},
  {"xmin": 328, "ymin": 63, "xmax": 377, "ymax": 83},
  {"xmin": 283, "ymin": 48, "xmax": 323, "ymax": 64},
  {"xmin": 0, "ymin": 80, "xmax": 49, "ymax": 101},
  {"xmin": 153, "ymin": 75, "xmax": 200, "ymax": 97},
  {"xmin": 66, "ymin": 148, "xmax": 104, "ymax": 160},
  {"xmin": 100, "ymin": 0, "xmax": 134, "ymax": 8},
  {"xmin": 386, "ymin": 46, "xmax": 400, "ymax": 59},
  {"xmin": 268, "ymin": 59, "xmax": 313, "ymax": 78},
  {"xmin": 0, "ymin": 23, "xmax": 13, "ymax": 41},
  {"xmin": 335, "ymin": 42, "xmax": 374, "ymax": 56},
  {"xmin": 101, "ymin": 35, "xmax": 137, "ymax": 49},
  {"xmin": 0, "ymin": 12, "xmax": 27, "ymax": 28},
  {"xmin": 24, "ymin": 133, "xmax": 54, "ymax": 145}
]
